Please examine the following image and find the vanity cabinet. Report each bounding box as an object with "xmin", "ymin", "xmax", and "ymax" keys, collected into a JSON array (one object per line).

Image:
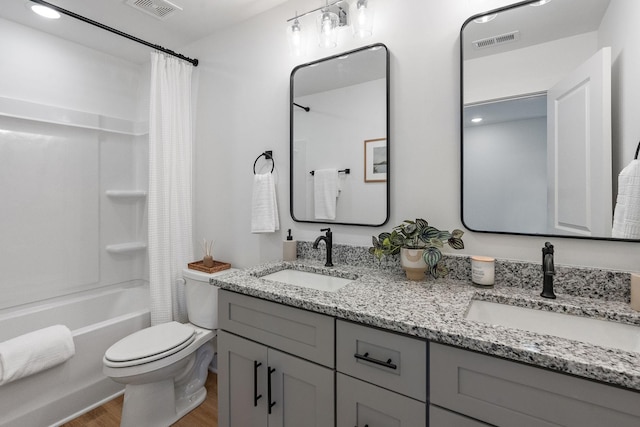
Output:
[
  {"xmin": 335, "ymin": 320, "xmax": 427, "ymax": 427},
  {"xmin": 430, "ymin": 343, "xmax": 640, "ymax": 427},
  {"xmin": 217, "ymin": 290, "xmax": 335, "ymax": 427}
]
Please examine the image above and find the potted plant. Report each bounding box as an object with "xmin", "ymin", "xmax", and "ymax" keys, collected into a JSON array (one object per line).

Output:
[{"xmin": 369, "ymin": 219, "xmax": 464, "ymax": 280}]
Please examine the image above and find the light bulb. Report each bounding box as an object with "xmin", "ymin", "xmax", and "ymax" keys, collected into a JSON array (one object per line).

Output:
[
  {"xmin": 317, "ymin": 9, "xmax": 338, "ymax": 48},
  {"xmin": 352, "ymin": 0, "xmax": 374, "ymax": 39},
  {"xmin": 287, "ymin": 18, "xmax": 305, "ymax": 56},
  {"xmin": 31, "ymin": 4, "xmax": 61, "ymax": 19}
]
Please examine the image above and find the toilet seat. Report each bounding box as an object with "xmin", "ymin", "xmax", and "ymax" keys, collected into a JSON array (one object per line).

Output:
[{"xmin": 104, "ymin": 321, "xmax": 196, "ymax": 368}]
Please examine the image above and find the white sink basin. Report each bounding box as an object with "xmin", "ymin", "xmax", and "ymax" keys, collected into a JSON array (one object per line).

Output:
[
  {"xmin": 466, "ymin": 299, "xmax": 640, "ymax": 353},
  {"xmin": 261, "ymin": 269, "xmax": 353, "ymax": 292}
]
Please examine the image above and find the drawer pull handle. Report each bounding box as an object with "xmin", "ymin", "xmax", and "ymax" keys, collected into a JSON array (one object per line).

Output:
[
  {"xmin": 268, "ymin": 366, "xmax": 276, "ymax": 414},
  {"xmin": 253, "ymin": 361, "xmax": 262, "ymax": 407},
  {"xmin": 354, "ymin": 352, "xmax": 397, "ymax": 370}
]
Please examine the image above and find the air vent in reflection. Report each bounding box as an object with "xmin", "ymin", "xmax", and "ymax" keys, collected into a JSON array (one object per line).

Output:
[
  {"xmin": 472, "ymin": 31, "xmax": 520, "ymax": 49},
  {"xmin": 126, "ymin": 0, "xmax": 182, "ymax": 20}
]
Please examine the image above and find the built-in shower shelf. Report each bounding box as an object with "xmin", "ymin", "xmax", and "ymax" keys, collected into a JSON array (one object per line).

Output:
[
  {"xmin": 105, "ymin": 190, "xmax": 147, "ymax": 198},
  {"xmin": 105, "ymin": 242, "xmax": 147, "ymax": 253}
]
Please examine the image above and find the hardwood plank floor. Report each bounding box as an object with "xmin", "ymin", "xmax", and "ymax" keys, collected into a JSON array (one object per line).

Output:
[{"xmin": 61, "ymin": 373, "xmax": 218, "ymax": 427}]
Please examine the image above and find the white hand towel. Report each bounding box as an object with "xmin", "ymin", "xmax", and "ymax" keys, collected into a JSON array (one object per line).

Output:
[
  {"xmin": 314, "ymin": 169, "xmax": 339, "ymax": 220},
  {"xmin": 251, "ymin": 173, "xmax": 280, "ymax": 233},
  {"xmin": 0, "ymin": 325, "xmax": 75, "ymax": 386},
  {"xmin": 613, "ymin": 159, "xmax": 640, "ymax": 238}
]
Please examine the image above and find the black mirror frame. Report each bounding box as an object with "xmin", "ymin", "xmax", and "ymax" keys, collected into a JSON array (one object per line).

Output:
[
  {"xmin": 290, "ymin": 43, "xmax": 390, "ymax": 227},
  {"xmin": 460, "ymin": 0, "xmax": 638, "ymax": 243}
]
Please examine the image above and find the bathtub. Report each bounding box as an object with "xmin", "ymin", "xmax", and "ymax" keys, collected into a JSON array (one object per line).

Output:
[{"xmin": 0, "ymin": 283, "xmax": 150, "ymax": 427}]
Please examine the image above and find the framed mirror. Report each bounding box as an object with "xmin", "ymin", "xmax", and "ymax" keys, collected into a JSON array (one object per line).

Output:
[
  {"xmin": 461, "ymin": 0, "xmax": 640, "ymax": 241},
  {"xmin": 290, "ymin": 43, "xmax": 389, "ymax": 226}
]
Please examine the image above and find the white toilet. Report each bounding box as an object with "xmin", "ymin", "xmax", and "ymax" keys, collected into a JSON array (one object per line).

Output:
[{"xmin": 103, "ymin": 267, "xmax": 232, "ymax": 427}]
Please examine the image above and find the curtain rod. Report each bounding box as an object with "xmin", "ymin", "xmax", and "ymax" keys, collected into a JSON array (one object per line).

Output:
[{"xmin": 29, "ymin": 0, "xmax": 199, "ymax": 67}]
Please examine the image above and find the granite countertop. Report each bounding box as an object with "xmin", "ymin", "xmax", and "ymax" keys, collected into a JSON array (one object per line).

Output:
[{"xmin": 212, "ymin": 260, "xmax": 640, "ymax": 392}]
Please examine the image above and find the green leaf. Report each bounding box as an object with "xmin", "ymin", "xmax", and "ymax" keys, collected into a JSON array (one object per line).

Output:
[
  {"xmin": 423, "ymin": 247, "xmax": 442, "ymax": 267},
  {"xmin": 436, "ymin": 231, "xmax": 452, "ymax": 241},
  {"xmin": 429, "ymin": 238, "xmax": 444, "ymax": 248},
  {"xmin": 415, "ymin": 218, "xmax": 429, "ymax": 229},
  {"xmin": 378, "ymin": 232, "xmax": 390, "ymax": 241},
  {"xmin": 448, "ymin": 237, "xmax": 465, "ymax": 250},
  {"xmin": 371, "ymin": 236, "xmax": 380, "ymax": 248},
  {"xmin": 432, "ymin": 263, "xmax": 449, "ymax": 278},
  {"xmin": 421, "ymin": 226, "xmax": 440, "ymax": 241},
  {"xmin": 451, "ymin": 229, "xmax": 464, "ymax": 238}
]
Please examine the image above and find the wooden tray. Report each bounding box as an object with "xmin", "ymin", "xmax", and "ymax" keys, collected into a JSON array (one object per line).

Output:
[{"xmin": 188, "ymin": 260, "xmax": 231, "ymax": 274}]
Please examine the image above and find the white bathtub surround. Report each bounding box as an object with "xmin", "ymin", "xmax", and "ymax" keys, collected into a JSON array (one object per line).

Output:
[
  {"xmin": 148, "ymin": 52, "xmax": 195, "ymax": 325},
  {"xmin": 0, "ymin": 324, "xmax": 75, "ymax": 386}
]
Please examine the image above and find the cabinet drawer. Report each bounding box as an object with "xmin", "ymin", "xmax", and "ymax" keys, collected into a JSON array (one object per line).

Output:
[
  {"xmin": 429, "ymin": 405, "xmax": 491, "ymax": 427},
  {"xmin": 337, "ymin": 373, "xmax": 425, "ymax": 427},
  {"xmin": 430, "ymin": 343, "xmax": 640, "ymax": 427},
  {"xmin": 219, "ymin": 290, "xmax": 334, "ymax": 367},
  {"xmin": 336, "ymin": 319, "xmax": 427, "ymax": 401}
]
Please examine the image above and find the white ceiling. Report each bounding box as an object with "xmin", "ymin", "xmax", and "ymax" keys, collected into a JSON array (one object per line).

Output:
[{"xmin": 0, "ymin": 0, "xmax": 290, "ymax": 64}]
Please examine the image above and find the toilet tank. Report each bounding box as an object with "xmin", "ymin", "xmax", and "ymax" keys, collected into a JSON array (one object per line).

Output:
[{"xmin": 182, "ymin": 267, "xmax": 236, "ymax": 329}]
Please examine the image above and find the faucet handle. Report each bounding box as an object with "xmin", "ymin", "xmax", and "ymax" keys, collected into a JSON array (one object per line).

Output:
[{"xmin": 320, "ymin": 227, "xmax": 331, "ymax": 234}]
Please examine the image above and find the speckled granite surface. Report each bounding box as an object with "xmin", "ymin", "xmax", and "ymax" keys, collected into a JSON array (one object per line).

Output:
[{"xmin": 212, "ymin": 246, "xmax": 640, "ymax": 392}]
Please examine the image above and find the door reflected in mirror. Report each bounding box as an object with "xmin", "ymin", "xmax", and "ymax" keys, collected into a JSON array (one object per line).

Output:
[
  {"xmin": 461, "ymin": 0, "xmax": 640, "ymax": 241},
  {"xmin": 290, "ymin": 43, "xmax": 389, "ymax": 226}
]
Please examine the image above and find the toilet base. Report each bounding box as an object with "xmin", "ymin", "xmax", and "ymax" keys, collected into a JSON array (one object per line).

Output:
[
  {"xmin": 118, "ymin": 340, "xmax": 215, "ymax": 427},
  {"xmin": 120, "ymin": 381, "xmax": 208, "ymax": 427}
]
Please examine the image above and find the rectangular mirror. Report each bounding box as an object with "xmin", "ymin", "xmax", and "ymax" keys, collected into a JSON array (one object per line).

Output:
[
  {"xmin": 290, "ymin": 43, "xmax": 389, "ymax": 226},
  {"xmin": 461, "ymin": 0, "xmax": 640, "ymax": 241}
]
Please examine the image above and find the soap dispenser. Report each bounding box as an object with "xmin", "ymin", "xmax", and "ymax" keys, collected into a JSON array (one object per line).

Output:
[{"xmin": 283, "ymin": 229, "xmax": 297, "ymax": 261}]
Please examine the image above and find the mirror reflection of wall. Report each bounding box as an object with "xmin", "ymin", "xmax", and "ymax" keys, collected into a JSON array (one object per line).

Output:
[
  {"xmin": 291, "ymin": 43, "xmax": 389, "ymax": 226},
  {"xmin": 461, "ymin": 0, "xmax": 640, "ymax": 241}
]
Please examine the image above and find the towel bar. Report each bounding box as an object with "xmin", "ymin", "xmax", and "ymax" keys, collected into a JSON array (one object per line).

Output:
[
  {"xmin": 310, "ymin": 168, "xmax": 350, "ymax": 176},
  {"xmin": 253, "ymin": 151, "xmax": 274, "ymax": 174}
]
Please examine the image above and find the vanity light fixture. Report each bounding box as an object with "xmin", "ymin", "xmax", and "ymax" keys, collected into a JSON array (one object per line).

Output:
[
  {"xmin": 287, "ymin": 15, "xmax": 306, "ymax": 56},
  {"xmin": 352, "ymin": 0, "xmax": 374, "ymax": 39},
  {"xmin": 473, "ymin": 13, "xmax": 497, "ymax": 24},
  {"xmin": 286, "ymin": 0, "xmax": 372, "ymax": 55},
  {"xmin": 30, "ymin": 4, "xmax": 61, "ymax": 19},
  {"xmin": 317, "ymin": 5, "xmax": 339, "ymax": 48}
]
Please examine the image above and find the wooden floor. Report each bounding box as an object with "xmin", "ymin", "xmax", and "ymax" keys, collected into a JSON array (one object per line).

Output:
[{"xmin": 62, "ymin": 373, "xmax": 218, "ymax": 427}]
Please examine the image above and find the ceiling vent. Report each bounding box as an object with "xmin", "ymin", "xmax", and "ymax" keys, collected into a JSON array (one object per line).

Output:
[
  {"xmin": 472, "ymin": 30, "xmax": 520, "ymax": 49},
  {"xmin": 125, "ymin": 0, "xmax": 182, "ymax": 21}
]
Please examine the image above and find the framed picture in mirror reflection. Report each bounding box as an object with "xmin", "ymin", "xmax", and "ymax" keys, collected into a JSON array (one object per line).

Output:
[{"xmin": 364, "ymin": 138, "xmax": 387, "ymax": 183}]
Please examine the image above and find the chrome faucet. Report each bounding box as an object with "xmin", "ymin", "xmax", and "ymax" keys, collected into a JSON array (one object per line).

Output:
[
  {"xmin": 541, "ymin": 242, "xmax": 556, "ymax": 299},
  {"xmin": 313, "ymin": 228, "xmax": 333, "ymax": 267}
]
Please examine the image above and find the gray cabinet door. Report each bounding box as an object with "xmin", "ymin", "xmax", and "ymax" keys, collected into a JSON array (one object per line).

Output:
[
  {"xmin": 268, "ymin": 348, "xmax": 335, "ymax": 427},
  {"xmin": 336, "ymin": 373, "xmax": 426, "ymax": 427},
  {"xmin": 218, "ymin": 330, "xmax": 268, "ymax": 427}
]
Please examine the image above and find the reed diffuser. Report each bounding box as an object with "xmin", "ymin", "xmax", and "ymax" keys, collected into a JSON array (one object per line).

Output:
[{"xmin": 201, "ymin": 239, "xmax": 214, "ymax": 268}]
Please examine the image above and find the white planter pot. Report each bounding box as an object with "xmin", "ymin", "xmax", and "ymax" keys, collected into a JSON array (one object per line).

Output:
[{"xmin": 400, "ymin": 248, "xmax": 427, "ymax": 281}]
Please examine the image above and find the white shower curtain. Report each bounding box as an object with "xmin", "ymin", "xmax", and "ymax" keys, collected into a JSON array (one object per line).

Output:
[{"xmin": 148, "ymin": 52, "xmax": 194, "ymax": 325}]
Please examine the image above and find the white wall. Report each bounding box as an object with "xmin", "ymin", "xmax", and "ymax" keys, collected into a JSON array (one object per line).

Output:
[{"xmin": 187, "ymin": 0, "xmax": 640, "ymax": 271}]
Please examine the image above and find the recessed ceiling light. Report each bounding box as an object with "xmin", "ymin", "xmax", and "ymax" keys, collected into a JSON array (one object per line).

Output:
[
  {"xmin": 31, "ymin": 4, "xmax": 61, "ymax": 19},
  {"xmin": 471, "ymin": 117, "xmax": 483, "ymax": 123},
  {"xmin": 530, "ymin": 0, "xmax": 552, "ymax": 6},
  {"xmin": 473, "ymin": 13, "xmax": 497, "ymax": 24}
]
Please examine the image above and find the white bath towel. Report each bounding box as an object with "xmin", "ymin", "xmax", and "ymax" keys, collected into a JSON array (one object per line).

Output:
[
  {"xmin": 251, "ymin": 172, "xmax": 280, "ymax": 233},
  {"xmin": 613, "ymin": 159, "xmax": 640, "ymax": 239},
  {"xmin": 0, "ymin": 325, "xmax": 75, "ymax": 386},
  {"xmin": 314, "ymin": 169, "xmax": 339, "ymax": 220}
]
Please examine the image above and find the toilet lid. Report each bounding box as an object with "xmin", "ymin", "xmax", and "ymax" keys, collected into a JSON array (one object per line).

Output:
[{"xmin": 105, "ymin": 321, "xmax": 196, "ymax": 365}]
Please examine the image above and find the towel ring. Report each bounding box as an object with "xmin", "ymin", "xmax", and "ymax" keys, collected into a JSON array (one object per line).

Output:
[{"xmin": 254, "ymin": 151, "xmax": 274, "ymax": 174}]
